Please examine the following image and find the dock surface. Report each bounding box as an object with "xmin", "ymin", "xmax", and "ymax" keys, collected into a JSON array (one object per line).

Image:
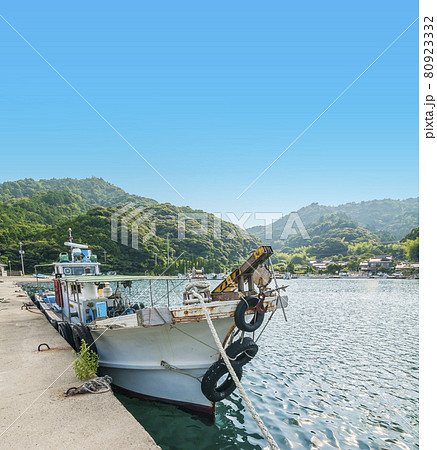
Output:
[{"xmin": 0, "ymin": 278, "xmax": 160, "ymax": 449}]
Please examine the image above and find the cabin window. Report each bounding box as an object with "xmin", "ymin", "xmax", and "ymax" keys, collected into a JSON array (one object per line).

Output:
[{"xmin": 63, "ymin": 266, "xmax": 96, "ymax": 275}]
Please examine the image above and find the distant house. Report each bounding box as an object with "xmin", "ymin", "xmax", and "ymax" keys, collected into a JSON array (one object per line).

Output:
[
  {"xmin": 395, "ymin": 262, "xmax": 419, "ymax": 274},
  {"xmin": 360, "ymin": 256, "xmax": 394, "ymax": 275},
  {"xmin": 310, "ymin": 260, "xmax": 332, "ymax": 271},
  {"xmin": 309, "ymin": 260, "xmax": 347, "ymax": 271}
]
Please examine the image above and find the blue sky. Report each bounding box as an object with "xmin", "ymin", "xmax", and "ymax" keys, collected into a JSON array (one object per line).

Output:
[{"xmin": 0, "ymin": 1, "xmax": 418, "ymax": 226}]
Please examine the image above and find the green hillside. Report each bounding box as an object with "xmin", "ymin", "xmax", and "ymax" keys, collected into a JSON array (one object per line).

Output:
[
  {"xmin": 270, "ymin": 216, "xmax": 415, "ymax": 272},
  {"xmin": 248, "ymin": 198, "xmax": 418, "ymax": 247},
  {"xmin": 0, "ymin": 177, "xmax": 419, "ymax": 274},
  {"xmin": 0, "ymin": 177, "xmax": 156, "ymax": 207},
  {"xmin": 0, "ymin": 178, "xmax": 260, "ymax": 274},
  {"xmin": 0, "ymin": 190, "xmax": 88, "ymax": 244},
  {"xmin": 400, "ymin": 226, "xmax": 419, "ymax": 243},
  {"xmin": 281, "ymin": 214, "xmax": 379, "ymax": 252}
]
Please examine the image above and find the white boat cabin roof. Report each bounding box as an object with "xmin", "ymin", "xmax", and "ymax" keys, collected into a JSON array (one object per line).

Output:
[{"xmin": 60, "ymin": 275, "xmax": 186, "ymax": 283}]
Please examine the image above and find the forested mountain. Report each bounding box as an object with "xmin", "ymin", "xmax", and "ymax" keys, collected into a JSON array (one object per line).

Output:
[
  {"xmin": 248, "ymin": 198, "xmax": 418, "ymax": 247},
  {"xmin": 400, "ymin": 226, "xmax": 419, "ymax": 243},
  {"xmin": 14, "ymin": 205, "xmax": 259, "ymax": 275},
  {"xmin": 270, "ymin": 216, "xmax": 417, "ymax": 271},
  {"xmin": 0, "ymin": 177, "xmax": 419, "ymax": 273},
  {"xmin": 0, "ymin": 177, "xmax": 156, "ymax": 207},
  {"xmin": 0, "ymin": 190, "xmax": 88, "ymax": 243},
  {"xmin": 280, "ymin": 214, "xmax": 379, "ymax": 254},
  {"xmin": 0, "ymin": 178, "xmax": 259, "ymax": 274}
]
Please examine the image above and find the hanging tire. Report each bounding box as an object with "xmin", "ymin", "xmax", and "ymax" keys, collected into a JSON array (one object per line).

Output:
[
  {"xmin": 58, "ymin": 322, "xmax": 75, "ymax": 350},
  {"xmin": 71, "ymin": 324, "xmax": 98, "ymax": 354},
  {"xmin": 226, "ymin": 337, "xmax": 258, "ymax": 366},
  {"xmin": 234, "ymin": 296, "xmax": 264, "ymax": 332},
  {"xmin": 201, "ymin": 360, "xmax": 243, "ymax": 402}
]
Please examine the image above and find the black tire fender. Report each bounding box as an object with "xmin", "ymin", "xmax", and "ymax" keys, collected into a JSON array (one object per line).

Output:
[
  {"xmin": 225, "ymin": 337, "xmax": 258, "ymax": 366},
  {"xmin": 234, "ymin": 296, "xmax": 264, "ymax": 332},
  {"xmin": 71, "ymin": 324, "xmax": 98, "ymax": 354},
  {"xmin": 201, "ymin": 360, "xmax": 243, "ymax": 402},
  {"xmin": 58, "ymin": 322, "xmax": 75, "ymax": 350},
  {"xmin": 31, "ymin": 294, "xmax": 41, "ymax": 310}
]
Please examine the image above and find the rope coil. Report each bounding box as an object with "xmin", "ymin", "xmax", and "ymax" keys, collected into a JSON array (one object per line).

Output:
[{"xmin": 64, "ymin": 375, "xmax": 112, "ymax": 397}]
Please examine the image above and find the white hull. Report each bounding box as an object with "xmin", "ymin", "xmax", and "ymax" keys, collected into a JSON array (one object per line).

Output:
[{"xmin": 91, "ymin": 316, "xmax": 236, "ymax": 416}]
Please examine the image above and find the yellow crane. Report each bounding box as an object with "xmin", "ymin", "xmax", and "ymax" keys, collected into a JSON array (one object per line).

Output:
[{"xmin": 211, "ymin": 246, "xmax": 273, "ymax": 301}]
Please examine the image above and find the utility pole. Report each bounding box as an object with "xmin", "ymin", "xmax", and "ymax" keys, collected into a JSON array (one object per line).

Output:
[
  {"xmin": 8, "ymin": 260, "xmax": 12, "ymax": 275},
  {"xmin": 154, "ymin": 253, "xmax": 158, "ymax": 266},
  {"xmin": 167, "ymin": 233, "xmax": 170, "ymax": 265},
  {"xmin": 103, "ymin": 249, "xmax": 107, "ymax": 263},
  {"xmin": 19, "ymin": 242, "xmax": 25, "ymax": 276}
]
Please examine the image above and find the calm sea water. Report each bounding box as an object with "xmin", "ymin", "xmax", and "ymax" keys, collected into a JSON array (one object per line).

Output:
[
  {"xmin": 118, "ymin": 279, "xmax": 419, "ymax": 450},
  {"xmin": 24, "ymin": 279, "xmax": 419, "ymax": 449}
]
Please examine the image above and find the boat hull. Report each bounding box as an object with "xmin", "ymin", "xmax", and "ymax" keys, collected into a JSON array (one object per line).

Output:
[{"xmin": 90, "ymin": 316, "xmax": 235, "ymax": 418}]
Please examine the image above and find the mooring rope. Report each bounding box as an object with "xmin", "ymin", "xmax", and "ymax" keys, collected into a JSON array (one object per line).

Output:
[
  {"xmin": 64, "ymin": 375, "xmax": 112, "ymax": 397},
  {"xmin": 196, "ymin": 295, "xmax": 280, "ymax": 450}
]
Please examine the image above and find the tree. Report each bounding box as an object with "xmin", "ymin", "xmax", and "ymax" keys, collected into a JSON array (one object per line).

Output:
[
  {"xmin": 401, "ymin": 227, "xmax": 419, "ymax": 243},
  {"xmin": 404, "ymin": 238, "xmax": 419, "ymax": 261},
  {"xmin": 326, "ymin": 263, "xmax": 342, "ymax": 274},
  {"xmin": 286, "ymin": 262, "xmax": 295, "ymax": 273},
  {"xmin": 290, "ymin": 253, "xmax": 305, "ymax": 264},
  {"xmin": 311, "ymin": 238, "xmax": 348, "ymax": 259},
  {"xmin": 347, "ymin": 260, "xmax": 360, "ymax": 272}
]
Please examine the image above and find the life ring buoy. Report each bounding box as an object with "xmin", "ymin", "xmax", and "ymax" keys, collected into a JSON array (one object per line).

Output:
[
  {"xmin": 71, "ymin": 324, "xmax": 98, "ymax": 354},
  {"xmin": 225, "ymin": 337, "xmax": 258, "ymax": 366},
  {"xmin": 201, "ymin": 360, "xmax": 243, "ymax": 402},
  {"xmin": 234, "ymin": 296, "xmax": 265, "ymax": 332}
]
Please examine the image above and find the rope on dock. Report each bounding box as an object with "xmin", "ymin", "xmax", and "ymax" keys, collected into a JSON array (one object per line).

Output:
[
  {"xmin": 196, "ymin": 295, "xmax": 280, "ymax": 450},
  {"xmin": 64, "ymin": 375, "xmax": 112, "ymax": 397},
  {"xmin": 21, "ymin": 302, "xmax": 41, "ymax": 314}
]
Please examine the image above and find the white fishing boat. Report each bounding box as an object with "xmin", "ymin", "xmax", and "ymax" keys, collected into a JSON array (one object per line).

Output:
[{"xmin": 32, "ymin": 234, "xmax": 288, "ymax": 420}]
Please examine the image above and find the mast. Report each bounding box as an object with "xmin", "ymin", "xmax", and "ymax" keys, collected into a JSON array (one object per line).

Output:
[{"xmin": 68, "ymin": 228, "xmax": 73, "ymax": 262}]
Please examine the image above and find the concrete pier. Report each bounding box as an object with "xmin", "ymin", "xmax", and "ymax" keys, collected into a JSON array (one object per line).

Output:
[{"xmin": 0, "ymin": 278, "xmax": 160, "ymax": 449}]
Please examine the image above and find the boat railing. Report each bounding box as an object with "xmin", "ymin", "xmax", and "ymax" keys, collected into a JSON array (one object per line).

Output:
[{"xmin": 61, "ymin": 276, "xmax": 193, "ymax": 322}]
